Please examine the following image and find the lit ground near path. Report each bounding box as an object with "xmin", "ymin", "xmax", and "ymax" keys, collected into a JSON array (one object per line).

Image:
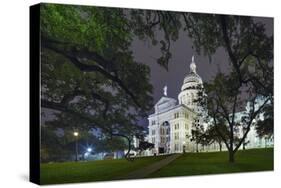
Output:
[{"xmin": 118, "ymin": 154, "xmax": 181, "ymax": 180}]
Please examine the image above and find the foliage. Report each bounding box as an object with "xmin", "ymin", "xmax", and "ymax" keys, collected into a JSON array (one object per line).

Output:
[
  {"xmin": 197, "ymin": 70, "xmax": 271, "ymax": 162},
  {"xmin": 190, "ymin": 120, "xmax": 205, "ymax": 152},
  {"xmin": 255, "ymin": 104, "xmax": 273, "ymax": 139},
  {"xmin": 41, "ymin": 125, "xmax": 74, "ymax": 162},
  {"xmin": 40, "ymin": 4, "xmax": 164, "ymax": 160}
]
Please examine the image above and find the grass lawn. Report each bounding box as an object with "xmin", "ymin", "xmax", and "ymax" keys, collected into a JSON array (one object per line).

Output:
[
  {"xmin": 40, "ymin": 148, "xmax": 273, "ymax": 184},
  {"xmin": 148, "ymin": 148, "xmax": 273, "ymax": 178},
  {"xmin": 40, "ymin": 155, "xmax": 167, "ymax": 185}
]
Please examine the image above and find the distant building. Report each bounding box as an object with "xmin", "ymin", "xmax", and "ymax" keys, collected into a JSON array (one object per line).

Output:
[{"xmin": 146, "ymin": 56, "xmax": 273, "ymax": 155}]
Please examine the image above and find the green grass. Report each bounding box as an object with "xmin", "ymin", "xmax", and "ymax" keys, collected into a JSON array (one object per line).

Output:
[
  {"xmin": 40, "ymin": 155, "xmax": 167, "ymax": 185},
  {"xmin": 149, "ymin": 148, "xmax": 273, "ymax": 178},
  {"xmin": 40, "ymin": 148, "xmax": 273, "ymax": 184}
]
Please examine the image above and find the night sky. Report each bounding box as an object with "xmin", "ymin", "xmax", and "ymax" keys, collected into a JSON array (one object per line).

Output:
[{"xmin": 131, "ymin": 17, "xmax": 273, "ymax": 105}]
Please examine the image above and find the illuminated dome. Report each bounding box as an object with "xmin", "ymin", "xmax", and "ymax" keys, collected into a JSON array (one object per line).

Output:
[
  {"xmin": 181, "ymin": 56, "xmax": 203, "ymax": 91},
  {"xmin": 183, "ymin": 72, "xmax": 203, "ymax": 85},
  {"xmin": 178, "ymin": 56, "xmax": 204, "ymax": 111}
]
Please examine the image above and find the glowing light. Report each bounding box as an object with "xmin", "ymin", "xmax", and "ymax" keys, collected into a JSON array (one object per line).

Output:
[{"xmin": 73, "ymin": 132, "xmax": 79, "ymax": 137}]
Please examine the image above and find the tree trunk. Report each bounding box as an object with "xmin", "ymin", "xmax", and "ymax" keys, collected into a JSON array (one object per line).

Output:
[
  {"xmin": 111, "ymin": 133, "xmax": 133, "ymax": 161},
  {"xmin": 228, "ymin": 150, "xmax": 235, "ymax": 163},
  {"xmin": 219, "ymin": 142, "xmax": 222, "ymax": 152}
]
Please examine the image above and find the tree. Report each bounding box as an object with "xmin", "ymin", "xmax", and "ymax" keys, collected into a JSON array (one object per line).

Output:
[
  {"xmin": 190, "ymin": 119, "xmax": 205, "ymax": 152},
  {"xmin": 205, "ymin": 122, "xmax": 228, "ymax": 152},
  {"xmin": 255, "ymin": 104, "xmax": 273, "ymax": 140},
  {"xmin": 183, "ymin": 15, "xmax": 273, "ymax": 98},
  {"xmin": 179, "ymin": 15, "xmax": 273, "ymax": 162},
  {"xmin": 198, "ymin": 70, "xmax": 271, "ymax": 162},
  {"xmin": 40, "ymin": 4, "xmax": 165, "ymax": 161}
]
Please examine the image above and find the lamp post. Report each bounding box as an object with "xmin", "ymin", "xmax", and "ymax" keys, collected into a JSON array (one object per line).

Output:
[
  {"xmin": 183, "ymin": 141, "xmax": 186, "ymax": 154},
  {"xmin": 73, "ymin": 131, "xmax": 79, "ymax": 162}
]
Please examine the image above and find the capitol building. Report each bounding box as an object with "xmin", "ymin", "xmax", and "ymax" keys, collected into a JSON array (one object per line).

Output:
[{"xmin": 145, "ymin": 56, "xmax": 273, "ymax": 155}]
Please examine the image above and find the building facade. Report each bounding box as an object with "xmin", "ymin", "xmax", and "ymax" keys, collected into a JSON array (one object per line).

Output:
[
  {"xmin": 147, "ymin": 56, "xmax": 273, "ymax": 155},
  {"xmin": 147, "ymin": 56, "xmax": 204, "ymax": 154}
]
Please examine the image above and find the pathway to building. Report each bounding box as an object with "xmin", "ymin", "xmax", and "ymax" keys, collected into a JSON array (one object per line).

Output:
[{"xmin": 119, "ymin": 154, "xmax": 182, "ymax": 180}]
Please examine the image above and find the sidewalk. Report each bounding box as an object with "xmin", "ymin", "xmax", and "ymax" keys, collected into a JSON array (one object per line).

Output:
[{"xmin": 119, "ymin": 154, "xmax": 182, "ymax": 179}]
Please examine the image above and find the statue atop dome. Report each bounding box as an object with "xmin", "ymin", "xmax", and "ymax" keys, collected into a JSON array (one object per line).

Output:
[
  {"xmin": 163, "ymin": 85, "xmax": 168, "ymax": 96},
  {"xmin": 190, "ymin": 55, "xmax": 197, "ymax": 73}
]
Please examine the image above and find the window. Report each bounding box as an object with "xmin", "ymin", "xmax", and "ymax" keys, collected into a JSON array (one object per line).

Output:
[
  {"xmin": 185, "ymin": 113, "xmax": 189, "ymax": 119},
  {"xmin": 175, "ymin": 144, "xmax": 179, "ymax": 151},
  {"xmin": 152, "ymin": 137, "xmax": 155, "ymax": 143},
  {"xmin": 151, "ymin": 120, "xmax": 156, "ymax": 125},
  {"xmin": 185, "ymin": 123, "xmax": 188, "ymax": 130},
  {"xmin": 174, "ymin": 132, "xmax": 179, "ymax": 140},
  {"xmin": 174, "ymin": 123, "xmax": 179, "ymax": 130},
  {"xmin": 174, "ymin": 112, "xmax": 179, "ymax": 119},
  {"xmin": 152, "ymin": 129, "xmax": 155, "ymax": 135}
]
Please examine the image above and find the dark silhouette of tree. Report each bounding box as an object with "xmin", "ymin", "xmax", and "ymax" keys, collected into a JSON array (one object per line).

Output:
[
  {"xmin": 255, "ymin": 104, "xmax": 273, "ymax": 140},
  {"xmin": 40, "ymin": 4, "xmax": 165, "ymax": 161},
  {"xmin": 190, "ymin": 120, "xmax": 205, "ymax": 152},
  {"xmin": 197, "ymin": 71, "xmax": 271, "ymax": 162},
  {"xmin": 205, "ymin": 120, "xmax": 229, "ymax": 152}
]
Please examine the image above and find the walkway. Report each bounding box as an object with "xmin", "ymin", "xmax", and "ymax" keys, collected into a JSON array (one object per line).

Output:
[{"xmin": 119, "ymin": 154, "xmax": 182, "ymax": 180}]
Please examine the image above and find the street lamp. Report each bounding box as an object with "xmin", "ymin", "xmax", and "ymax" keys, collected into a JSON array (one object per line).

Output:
[
  {"xmin": 87, "ymin": 147, "xmax": 92, "ymax": 153},
  {"xmin": 73, "ymin": 131, "xmax": 79, "ymax": 162},
  {"xmin": 73, "ymin": 131, "xmax": 79, "ymax": 137}
]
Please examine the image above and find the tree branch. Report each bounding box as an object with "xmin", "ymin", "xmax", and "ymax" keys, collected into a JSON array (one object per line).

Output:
[
  {"xmin": 233, "ymin": 97, "xmax": 270, "ymax": 153},
  {"xmin": 41, "ymin": 36, "xmax": 143, "ymax": 109},
  {"xmin": 219, "ymin": 15, "xmax": 243, "ymax": 84}
]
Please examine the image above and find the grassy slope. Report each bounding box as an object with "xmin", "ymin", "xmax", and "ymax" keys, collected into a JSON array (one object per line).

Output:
[
  {"xmin": 40, "ymin": 149, "xmax": 273, "ymax": 184},
  {"xmin": 149, "ymin": 148, "xmax": 273, "ymax": 178},
  {"xmin": 40, "ymin": 155, "xmax": 167, "ymax": 185}
]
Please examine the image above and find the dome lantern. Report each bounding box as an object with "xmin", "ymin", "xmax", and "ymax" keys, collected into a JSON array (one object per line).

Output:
[{"xmin": 190, "ymin": 55, "xmax": 196, "ymax": 73}]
